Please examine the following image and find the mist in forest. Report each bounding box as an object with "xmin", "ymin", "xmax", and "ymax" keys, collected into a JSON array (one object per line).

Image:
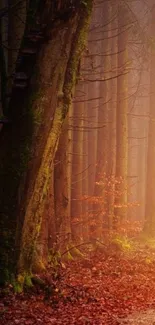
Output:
[
  {"xmin": 71, "ymin": 0, "xmax": 153, "ymax": 241},
  {"xmin": 1, "ymin": 4, "xmax": 155, "ymax": 323},
  {"xmin": 1, "ymin": 1, "xmax": 155, "ymax": 324}
]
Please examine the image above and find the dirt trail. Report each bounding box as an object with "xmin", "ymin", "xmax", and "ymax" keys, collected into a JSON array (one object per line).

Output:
[{"xmin": 119, "ymin": 309, "xmax": 155, "ymax": 325}]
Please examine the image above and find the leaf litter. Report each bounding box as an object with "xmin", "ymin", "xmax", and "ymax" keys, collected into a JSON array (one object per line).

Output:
[{"xmin": 1, "ymin": 246, "xmax": 155, "ymax": 324}]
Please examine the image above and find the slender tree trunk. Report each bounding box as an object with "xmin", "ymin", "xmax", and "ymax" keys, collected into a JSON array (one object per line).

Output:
[
  {"xmin": 106, "ymin": 1, "xmax": 117, "ymax": 232},
  {"xmin": 54, "ymin": 116, "xmax": 70, "ymax": 251},
  {"xmin": 0, "ymin": 0, "xmax": 7, "ymax": 119},
  {"xmin": 144, "ymin": 5, "xmax": 155, "ymax": 234},
  {"xmin": 71, "ymin": 84, "xmax": 84, "ymax": 242},
  {"xmin": 114, "ymin": 3, "xmax": 128, "ymax": 230},
  {"xmin": 82, "ymin": 82, "xmax": 89, "ymax": 241},
  {"xmin": 8, "ymin": 0, "xmax": 27, "ymax": 96},
  {"xmin": 93, "ymin": 2, "xmax": 112, "ymax": 239}
]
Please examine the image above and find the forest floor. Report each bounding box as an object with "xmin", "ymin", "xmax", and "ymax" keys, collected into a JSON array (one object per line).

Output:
[{"xmin": 1, "ymin": 241, "xmax": 155, "ymax": 324}]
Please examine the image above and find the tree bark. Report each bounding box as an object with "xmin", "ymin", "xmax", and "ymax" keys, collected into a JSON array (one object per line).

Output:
[
  {"xmin": 114, "ymin": 3, "xmax": 128, "ymax": 229},
  {"xmin": 144, "ymin": 4, "xmax": 155, "ymax": 234},
  {"xmin": 0, "ymin": 0, "xmax": 93, "ymax": 283}
]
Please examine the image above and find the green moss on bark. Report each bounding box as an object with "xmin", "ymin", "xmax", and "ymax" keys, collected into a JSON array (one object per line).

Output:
[
  {"xmin": 17, "ymin": 0, "xmax": 93, "ymax": 277},
  {"xmin": 63, "ymin": 0, "xmax": 93, "ymax": 117}
]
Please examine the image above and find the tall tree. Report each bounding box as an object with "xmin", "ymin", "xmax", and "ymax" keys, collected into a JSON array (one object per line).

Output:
[
  {"xmin": 114, "ymin": 2, "xmax": 128, "ymax": 229},
  {"xmin": 54, "ymin": 116, "xmax": 70, "ymax": 249},
  {"xmin": 0, "ymin": 0, "xmax": 93, "ymax": 284},
  {"xmin": 70, "ymin": 83, "xmax": 84, "ymax": 242},
  {"xmin": 93, "ymin": 1, "xmax": 110, "ymax": 239},
  {"xmin": 144, "ymin": 4, "xmax": 155, "ymax": 234}
]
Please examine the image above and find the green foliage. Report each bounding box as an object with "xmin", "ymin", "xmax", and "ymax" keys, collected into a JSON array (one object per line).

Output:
[
  {"xmin": 24, "ymin": 274, "xmax": 33, "ymax": 287},
  {"xmin": 11, "ymin": 274, "xmax": 23, "ymax": 293},
  {"xmin": 13, "ymin": 282, "xmax": 23, "ymax": 293},
  {"xmin": 111, "ymin": 235, "xmax": 133, "ymax": 252},
  {"xmin": 11, "ymin": 273, "xmax": 33, "ymax": 292}
]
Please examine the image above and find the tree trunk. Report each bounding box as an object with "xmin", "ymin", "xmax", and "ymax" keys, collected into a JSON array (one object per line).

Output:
[
  {"xmin": 71, "ymin": 83, "xmax": 84, "ymax": 242},
  {"xmin": 106, "ymin": 1, "xmax": 117, "ymax": 232},
  {"xmin": 144, "ymin": 4, "xmax": 155, "ymax": 234},
  {"xmin": 54, "ymin": 115, "xmax": 70, "ymax": 251},
  {"xmin": 8, "ymin": 0, "xmax": 27, "ymax": 96},
  {"xmin": 93, "ymin": 1, "xmax": 111, "ymax": 239},
  {"xmin": 114, "ymin": 3, "xmax": 128, "ymax": 230},
  {"xmin": 0, "ymin": 0, "xmax": 93, "ymax": 283}
]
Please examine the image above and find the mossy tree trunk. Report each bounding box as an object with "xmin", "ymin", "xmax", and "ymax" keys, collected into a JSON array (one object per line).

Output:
[
  {"xmin": 18, "ymin": 1, "xmax": 93, "ymax": 276},
  {"xmin": 0, "ymin": 0, "xmax": 93, "ymax": 283}
]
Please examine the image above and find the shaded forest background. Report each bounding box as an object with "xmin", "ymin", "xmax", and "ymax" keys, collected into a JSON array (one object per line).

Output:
[{"xmin": 0, "ymin": 0, "xmax": 155, "ymax": 288}]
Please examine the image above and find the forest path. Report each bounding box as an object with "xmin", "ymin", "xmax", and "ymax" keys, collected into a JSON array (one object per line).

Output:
[
  {"xmin": 1, "ymin": 244, "xmax": 155, "ymax": 324},
  {"xmin": 119, "ymin": 309, "xmax": 155, "ymax": 324}
]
